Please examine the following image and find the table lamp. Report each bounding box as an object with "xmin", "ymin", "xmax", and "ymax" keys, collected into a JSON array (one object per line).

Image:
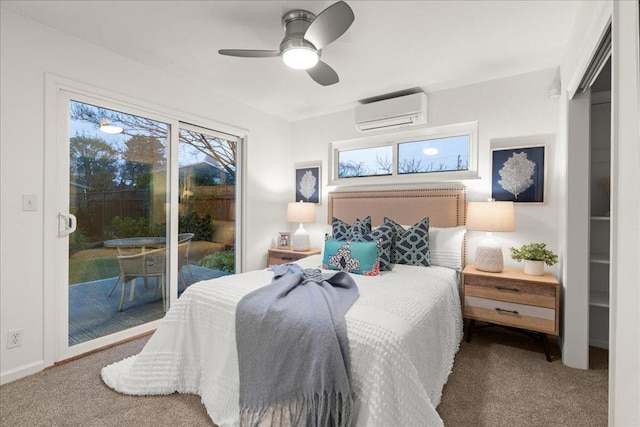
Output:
[
  {"xmin": 466, "ymin": 200, "xmax": 515, "ymax": 272},
  {"xmin": 287, "ymin": 201, "xmax": 316, "ymax": 251}
]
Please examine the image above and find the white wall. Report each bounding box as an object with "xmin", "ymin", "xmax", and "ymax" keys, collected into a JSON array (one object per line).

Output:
[
  {"xmin": 609, "ymin": 2, "xmax": 640, "ymax": 424},
  {"xmin": 291, "ymin": 68, "xmax": 562, "ymax": 277},
  {"xmin": 0, "ymin": 10, "xmax": 291, "ymax": 382}
]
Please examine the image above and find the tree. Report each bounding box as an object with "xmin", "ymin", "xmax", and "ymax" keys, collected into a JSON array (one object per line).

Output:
[
  {"xmin": 70, "ymin": 102, "xmax": 237, "ymax": 178},
  {"xmin": 375, "ymin": 154, "xmax": 392, "ymax": 174},
  {"xmin": 338, "ymin": 161, "xmax": 369, "ymax": 177},
  {"xmin": 69, "ymin": 134, "xmax": 118, "ymax": 191},
  {"xmin": 180, "ymin": 130, "xmax": 236, "ymax": 179},
  {"xmin": 398, "ymin": 158, "xmax": 425, "ymax": 173},
  {"xmin": 121, "ymin": 135, "xmax": 166, "ymax": 189}
]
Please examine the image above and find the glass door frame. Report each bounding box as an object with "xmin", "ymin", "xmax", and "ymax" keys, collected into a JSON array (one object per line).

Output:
[{"xmin": 44, "ymin": 76, "xmax": 245, "ymax": 363}]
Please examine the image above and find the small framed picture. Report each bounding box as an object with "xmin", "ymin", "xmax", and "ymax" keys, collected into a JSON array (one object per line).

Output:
[
  {"xmin": 491, "ymin": 145, "xmax": 546, "ymax": 203},
  {"xmin": 277, "ymin": 232, "xmax": 291, "ymax": 249},
  {"xmin": 295, "ymin": 162, "xmax": 321, "ymax": 204}
]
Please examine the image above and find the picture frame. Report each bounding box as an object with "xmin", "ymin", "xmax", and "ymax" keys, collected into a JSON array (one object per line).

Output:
[
  {"xmin": 491, "ymin": 145, "xmax": 546, "ymax": 203},
  {"xmin": 295, "ymin": 162, "xmax": 321, "ymax": 204},
  {"xmin": 277, "ymin": 232, "xmax": 291, "ymax": 249}
]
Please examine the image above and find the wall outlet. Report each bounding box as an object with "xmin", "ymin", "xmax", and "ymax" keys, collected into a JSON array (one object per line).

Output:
[{"xmin": 7, "ymin": 329, "xmax": 23, "ymax": 349}]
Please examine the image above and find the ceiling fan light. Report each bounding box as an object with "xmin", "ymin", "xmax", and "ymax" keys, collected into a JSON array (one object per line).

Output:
[
  {"xmin": 99, "ymin": 119, "xmax": 123, "ymax": 134},
  {"xmin": 282, "ymin": 47, "xmax": 319, "ymax": 70},
  {"xmin": 100, "ymin": 124, "xmax": 124, "ymax": 134}
]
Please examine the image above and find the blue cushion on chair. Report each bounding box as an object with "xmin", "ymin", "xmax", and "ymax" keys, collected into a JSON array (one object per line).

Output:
[
  {"xmin": 322, "ymin": 239, "xmax": 380, "ymax": 276},
  {"xmin": 384, "ymin": 217, "xmax": 431, "ymax": 267}
]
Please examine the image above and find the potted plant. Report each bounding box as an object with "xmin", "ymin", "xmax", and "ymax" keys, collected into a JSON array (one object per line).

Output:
[{"xmin": 509, "ymin": 243, "xmax": 558, "ymax": 275}]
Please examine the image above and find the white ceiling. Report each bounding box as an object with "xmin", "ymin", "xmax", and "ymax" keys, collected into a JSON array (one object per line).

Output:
[{"xmin": 2, "ymin": 1, "xmax": 581, "ymax": 121}]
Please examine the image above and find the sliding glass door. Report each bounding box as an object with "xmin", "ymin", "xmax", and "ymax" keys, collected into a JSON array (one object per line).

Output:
[
  {"xmin": 66, "ymin": 99, "xmax": 170, "ymax": 347},
  {"xmin": 177, "ymin": 123, "xmax": 239, "ymax": 284},
  {"xmin": 56, "ymin": 90, "xmax": 242, "ymax": 359}
]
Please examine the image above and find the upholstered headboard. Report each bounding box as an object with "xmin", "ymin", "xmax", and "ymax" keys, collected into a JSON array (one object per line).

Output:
[
  {"xmin": 327, "ymin": 187, "xmax": 466, "ymax": 228},
  {"xmin": 327, "ymin": 187, "xmax": 467, "ymax": 267}
]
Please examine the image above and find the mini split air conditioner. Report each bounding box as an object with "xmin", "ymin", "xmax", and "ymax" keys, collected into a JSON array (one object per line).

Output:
[{"xmin": 355, "ymin": 92, "xmax": 427, "ymax": 132}]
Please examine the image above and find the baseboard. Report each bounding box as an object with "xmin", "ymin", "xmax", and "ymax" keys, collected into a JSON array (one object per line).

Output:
[{"xmin": 0, "ymin": 360, "xmax": 46, "ymax": 385}]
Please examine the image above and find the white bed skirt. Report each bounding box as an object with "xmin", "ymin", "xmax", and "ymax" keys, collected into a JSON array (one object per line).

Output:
[{"xmin": 102, "ymin": 255, "xmax": 463, "ymax": 426}]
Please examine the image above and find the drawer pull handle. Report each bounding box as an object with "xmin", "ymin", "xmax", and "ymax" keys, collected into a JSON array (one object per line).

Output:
[
  {"xmin": 495, "ymin": 307, "xmax": 519, "ymax": 315},
  {"xmin": 281, "ymin": 257, "xmax": 295, "ymax": 260},
  {"xmin": 495, "ymin": 286, "xmax": 520, "ymax": 292}
]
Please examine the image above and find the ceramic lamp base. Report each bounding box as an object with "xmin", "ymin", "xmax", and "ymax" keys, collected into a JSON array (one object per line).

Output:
[
  {"xmin": 291, "ymin": 223, "xmax": 310, "ymax": 251},
  {"xmin": 475, "ymin": 236, "xmax": 504, "ymax": 272}
]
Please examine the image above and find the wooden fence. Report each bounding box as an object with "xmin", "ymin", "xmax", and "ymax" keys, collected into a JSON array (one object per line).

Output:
[{"xmin": 71, "ymin": 185, "xmax": 235, "ymax": 239}]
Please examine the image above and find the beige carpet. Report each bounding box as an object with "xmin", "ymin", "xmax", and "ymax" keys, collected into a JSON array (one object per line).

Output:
[{"xmin": 0, "ymin": 326, "xmax": 607, "ymax": 427}]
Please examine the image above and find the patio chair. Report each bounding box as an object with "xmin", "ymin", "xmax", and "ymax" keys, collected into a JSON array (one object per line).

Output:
[
  {"xmin": 178, "ymin": 233, "xmax": 195, "ymax": 287},
  {"xmin": 116, "ymin": 247, "xmax": 166, "ymax": 311}
]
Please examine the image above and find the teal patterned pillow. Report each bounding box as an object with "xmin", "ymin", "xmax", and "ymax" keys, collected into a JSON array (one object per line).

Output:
[
  {"xmin": 322, "ymin": 239, "xmax": 380, "ymax": 276},
  {"xmin": 332, "ymin": 216, "xmax": 371, "ymax": 240},
  {"xmin": 351, "ymin": 224, "xmax": 395, "ymax": 271},
  {"xmin": 384, "ymin": 217, "xmax": 431, "ymax": 267}
]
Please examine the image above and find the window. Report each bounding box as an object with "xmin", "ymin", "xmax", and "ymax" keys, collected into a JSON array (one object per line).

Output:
[
  {"xmin": 397, "ymin": 135, "xmax": 469, "ymax": 175},
  {"xmin": 338, "ymin": 145, "xmax": 392, "ymax": 178},
  {"xmin": 329, "ymin": 121, "xmax": 478, "ymax": 185}
]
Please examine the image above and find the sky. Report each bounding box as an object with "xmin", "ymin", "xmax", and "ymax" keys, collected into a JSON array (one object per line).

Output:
[{"xmin": 338, "ymin": 135, "xmax": 469, "ymax": 177}]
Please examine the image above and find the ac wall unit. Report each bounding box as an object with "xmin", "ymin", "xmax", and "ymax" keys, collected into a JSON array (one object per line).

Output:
[{"xmin": 355, "ymin": 92, "xmax": 427, "ymax": 132}]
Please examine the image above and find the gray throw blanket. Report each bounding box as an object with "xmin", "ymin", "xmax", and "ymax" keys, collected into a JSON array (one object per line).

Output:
[{"xmin": 236, "ymin": 264, "xmax": 359, "ymax": 427}]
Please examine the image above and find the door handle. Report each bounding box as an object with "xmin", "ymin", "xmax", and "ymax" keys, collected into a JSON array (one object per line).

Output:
[{"xmin": 58, "ymin": 213, "xmax": 77, "ymax": 237}]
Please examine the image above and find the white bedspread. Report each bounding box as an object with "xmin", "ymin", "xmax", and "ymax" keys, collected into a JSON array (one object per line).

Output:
[{"xmin": 102, "ymin": 255, "xmax": 463, "ymax": 426}]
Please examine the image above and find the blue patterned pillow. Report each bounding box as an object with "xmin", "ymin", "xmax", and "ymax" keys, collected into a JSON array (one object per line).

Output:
[
  {"xmin": 351, "ymin": 224, "xmax": 395, "ymax": 271},
  {"xmin": 332, "ymin": 216, "xmax": 371, "ymax": 240},
  {"xmin": 322, "ymin": 239, "xmax": 380, "ymax": 276},
  {"xmin": 384, "ymin": 217, "xmax": 431, "ymax": 267}
]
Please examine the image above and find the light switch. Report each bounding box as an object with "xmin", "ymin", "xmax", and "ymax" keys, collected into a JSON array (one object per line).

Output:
[{"xmin": 22, "ymin": 194, "xmax": 37, "ymax": 211}]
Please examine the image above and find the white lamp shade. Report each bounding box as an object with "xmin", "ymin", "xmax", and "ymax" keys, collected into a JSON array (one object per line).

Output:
[
  {"xmin": 466, "ymin": 201, "xmax": 515, "ymax": 272},
  {"xmin": 466, "ymin": 201, "xmax": 515, "ymax": 232},
  {"xmin": 287, "ymin": 202, "xmax": 316, "ymax": 252},
  {"xmin": 286, "ymin": 202, "xmax": 316, "ymax": 224}
]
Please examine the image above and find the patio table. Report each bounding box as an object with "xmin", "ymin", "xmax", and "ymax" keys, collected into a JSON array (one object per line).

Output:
[{"xmin": 104, "ymin": 237, "xmax": 167, "ymax": 251}]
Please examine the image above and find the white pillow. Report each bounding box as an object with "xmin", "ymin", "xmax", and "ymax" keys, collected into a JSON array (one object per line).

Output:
[{"xmin": 429, "ymin": 226, "xmax": 467, "ymax": 271}]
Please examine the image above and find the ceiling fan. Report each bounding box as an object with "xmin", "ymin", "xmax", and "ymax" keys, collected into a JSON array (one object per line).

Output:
[{"xmin": 218, "ymin": 1, "xmax": 354, "ymax": 86}]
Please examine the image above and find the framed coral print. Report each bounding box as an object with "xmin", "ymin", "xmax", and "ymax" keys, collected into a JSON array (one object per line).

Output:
[
  {"xmin": 295, "ymin": 162, "xmax": 321, "ymax": 204},
  {"xmin": 491, "ymin": 146, "xmax": 545, "ymax": 203}
]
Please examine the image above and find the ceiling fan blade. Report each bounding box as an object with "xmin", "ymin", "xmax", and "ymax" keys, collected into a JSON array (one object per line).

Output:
[
  {"xmin": 304, "ymin": 1, "xmax": 354, "ymax": 50},
  {"xmin": 218, "ymin": 49, "xmax": 280, "ymax": 58},
  {"xmin": 307, "ymin": 61, "xmax": 339, "ymax": 86}
]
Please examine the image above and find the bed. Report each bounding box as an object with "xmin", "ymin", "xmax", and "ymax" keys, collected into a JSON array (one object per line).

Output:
[{"xmin": 102, "ymin": 187, "xmax": 467, "ymax": 426}]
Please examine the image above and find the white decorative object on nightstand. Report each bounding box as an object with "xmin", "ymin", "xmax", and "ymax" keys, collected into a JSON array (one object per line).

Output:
[
  {"xmin": 286, "ymin": 201, "xmax": 316, "ymax": 251},
  {"xmin": 466, "ymin": 200, "xmax": 515, "ymax": 272}
]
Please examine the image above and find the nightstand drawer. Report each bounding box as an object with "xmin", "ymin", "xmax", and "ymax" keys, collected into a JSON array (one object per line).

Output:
[
  {"xmin": 464, "ymin": 274, "xmax": 555, "ymax": 298},
  {"xmin": 268, "ymin": 254, "xmax": 300, "ymax": 265},
  {"xmin": 464, "ymin": 296, "xmax": 556, "ymax": 334},
  {"xmin": 268, "ymin": 248, "xmax": 321, "ymax": 266},
  {"xmin": 465, "ymin": 284, "xmax": 556, "ymax": 308}
]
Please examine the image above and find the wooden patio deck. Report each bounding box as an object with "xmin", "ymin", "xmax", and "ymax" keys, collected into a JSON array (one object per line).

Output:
[{"xmin": 68, "ymin": 265, "xmax": 231, "ymax": 345}]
